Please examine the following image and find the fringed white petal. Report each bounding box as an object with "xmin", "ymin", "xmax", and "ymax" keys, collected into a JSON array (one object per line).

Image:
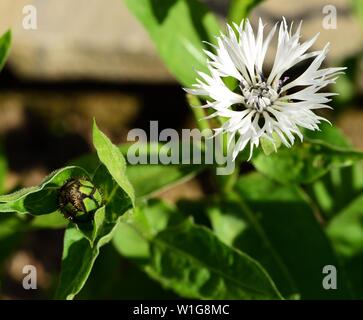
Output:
[{"xmin": 187, "ymin": 18, "xmax": 344, "ymax": 160}]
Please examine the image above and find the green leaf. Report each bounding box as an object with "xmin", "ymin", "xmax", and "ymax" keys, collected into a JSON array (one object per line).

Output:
[
  {"xmin": 30, "ymin": 212, "xmax": 69, "ymax": 229},
  {"xmin": 228, "ymin": 0, "xmax": 263, "ymax": 24},
  {"xmin": 71, "ymin": 144, "xmax": 203, "ymax": 201},
  {"xmin": 207, "ymin": 196, "xmax": 298, "ymax": 298},
  {"xmin": 232, "ymin": 172, "xmax": 353, "ymax": 299},
  {"xmin": 55, "ymin": 209, "xmax": 115, "ymax": 300},
  {"xmin": 307, "ymin": 165, "xmax": 363, "ymax": 219},
  {"xmin": 70, "ymin": 143, "xmax": 152, "ymax": 173},
  {"xmin": 57, "ymin": 226, "xmax": 96, "ymax": 299},
  {"xmin": 327, "ymin": 194, "xmax": 363, "ymax": 258},
  {"xmin": 114, "ymin": 201, "xmax": 282, "ymax": 299},
  {"xmin": 0, "ymin": 30, "xmax": 11, "ymax": 71},
  {"xmin": 352, "ymin": 0, "xmax": 363, "ymax": 30},
  {"xmin": 304, "ymin": 124, "xmax": 350, "ymax": 148},
  {"xmin": 327, "ymin": 194, "xmax": 363, "ymax": 298},
  {"xmin": 56, "ymin": 124, "xmax": 135, "ymax": 299},
  {"xmin": 304, "ymin": 125, "xmax": 363, "ymax": 219},
  {"xmin": 78, "ymin": 244, "xmax": 177, "ymax": 299},
  {"xmin": 93, "ymin": 120, "xmax": 134, "ymax": 203},
  {"xmin": 124, "ymin": 0, "xmax": 221, "ymax": 86},
  {"xmin": 145, "ymin": 219, "xmax": 282, "ymax": 300},
  {"xmin": 253, "ymin": 139, "xmax": 363, "ymax": 185},
  {"xmin": 127, "ymin": 164, "xmax": 201, "ymax": 199},
  {"xmin": 206, "ymin": 205, "xmax": 246, "ymax": 247},
  {"xmin": 92, "ymin": 165, "xmax": 132, "ymax": 223},
  {"xmin": 0, "ymin": 166, "xmax": 89, "ymax": 215},
  {"xmin": 113, "ymin": 218, "xmax": 149, "ymax": 260},
  {"xmin": 56, "ymin": 199, "xmax": 133, "ymax": 299},
  {"xmin": 113, "ymin": 199, "xmax": 184, "ymax": 260}
]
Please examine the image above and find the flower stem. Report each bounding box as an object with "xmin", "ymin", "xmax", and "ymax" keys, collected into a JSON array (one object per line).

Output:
[
  {"xmin": 186, "ymin": 94, "xmax": 210, "ymax": 132},
  {"xmin": 215, "ymin": 162, "xmax": 240, "ymax": 194}
]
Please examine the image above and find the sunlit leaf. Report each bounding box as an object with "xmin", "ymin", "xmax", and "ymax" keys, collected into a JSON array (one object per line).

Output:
[
  {"xmin": 55, "ymin": 122, "xmax": 135, "ymax": 299},
  {"xmin": 146, "ymin": 219, "xmax": 282, "ymax": 299},
  {"xmin": 253, "ymin": 139, "xmax": 363, "ymax": 185},
  {"xmin": 124, "ymin": 0, "xmax": 220, "ymax": 86},
  {"xmin": 0, "ymin": 167, "xmax": 89, "ymax": 215}
]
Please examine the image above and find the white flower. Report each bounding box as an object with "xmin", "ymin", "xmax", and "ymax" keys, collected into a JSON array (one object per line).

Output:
[{"xmin": 186, "ymin": 18, "xmax": 345, "ymax": 160}]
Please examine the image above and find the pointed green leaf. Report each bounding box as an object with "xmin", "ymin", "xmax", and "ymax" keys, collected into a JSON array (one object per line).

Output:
[
  {"xmin": 114, "ymin": 201, "xmax": 282, "ymax": 299},
  {"xmin": 146, "ymin": 220, "xmax": 283, "ymax": 300},
  {"xmin": 72, "ymin": 143, "xmax": 203, "ymax": 201},
  {"xmin": 56, "ymin": 205, "xmax": 134, "ymax": 299},
  {"xmin": 56, "ymin": 125, "xmax": 135, "ymax": 299},
  {"xmin": 0, "ymin": 166, "xmax": 89, "ymax": 215},
  {"xmin": 93, "ymin": 121, "xmax": 134, "ymax": 203},
  {"xmin": 124, "ymin": 0, "xmax": 221, "ymax": 86}
]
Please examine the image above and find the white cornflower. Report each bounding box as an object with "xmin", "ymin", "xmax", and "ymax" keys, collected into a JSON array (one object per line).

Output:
[{"xmin": 186, "ymin": 18, "xmax": 345, "ymax": 160}]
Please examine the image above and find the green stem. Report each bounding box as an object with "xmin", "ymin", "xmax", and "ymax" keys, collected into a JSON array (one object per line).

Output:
[
  {"xmin": 186, "ymin": 94, "xmax": 210, "ymax": 132},
  {"xmin": 215, "ymin": 161, "xmax": 240, "ymax": 194},
  {"xmin": 213, "ymin": 116, "xmax": 242, "ymax": 193}
]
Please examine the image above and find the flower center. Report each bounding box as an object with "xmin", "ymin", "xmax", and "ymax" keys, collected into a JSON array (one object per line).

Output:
[{"xmin": 240, "ymin": 79, "xmax": 278, "ymax": 113}]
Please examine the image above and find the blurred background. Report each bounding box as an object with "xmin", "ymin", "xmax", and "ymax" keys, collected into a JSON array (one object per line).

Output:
[{"xmin": 0, "ymin": 0, "xmax": 362, "ymax": 299}]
